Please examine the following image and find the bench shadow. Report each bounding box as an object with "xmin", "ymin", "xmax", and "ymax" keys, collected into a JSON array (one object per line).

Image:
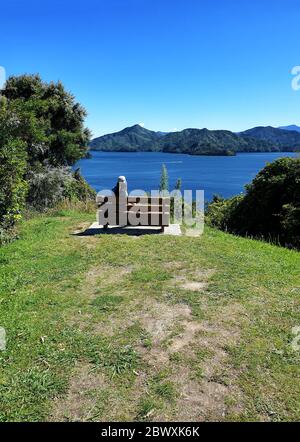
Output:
[{"xmin": 73, "ymin": 226, "xmax": 163, "ymax": 237}]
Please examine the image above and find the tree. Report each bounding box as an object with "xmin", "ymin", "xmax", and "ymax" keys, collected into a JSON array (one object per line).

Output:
[
  {"xmin": 0, "ymin": 75, "xmax": 94, "ymax": 237},
  {"xmin": 159, "ymin": 164, "xmax": 169, "ymax": 193},
  {"xmin": 0, "ymin": 98, "xmax": 28, "ymax": 238},
  {"xmin": 2, "ymin": 74, "xmax": 91, "ymax": 167},
  {"xmin": 175, "ymin": 178, "xmax": 182, "ymax": 191}
]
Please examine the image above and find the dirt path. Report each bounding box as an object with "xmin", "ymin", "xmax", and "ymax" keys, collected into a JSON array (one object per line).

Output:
[{"xmin": 49, "ymin": 254, "xmax": 246, "ymax": 422}]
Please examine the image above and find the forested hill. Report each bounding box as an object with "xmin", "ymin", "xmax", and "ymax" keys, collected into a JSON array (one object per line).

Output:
[
  {"xmin": 89, "ymin": 124, "xmax": 162, "ymax": 152},
  {"xmin": 239, "ymin": 126, "xmax": 300, "ymax": 150},
  {"xmin": 90, "ymin": 124, "xmax": 300, "ymax": 156}
]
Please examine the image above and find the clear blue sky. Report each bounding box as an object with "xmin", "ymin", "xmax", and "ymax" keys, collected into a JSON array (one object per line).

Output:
[{"xmin": 2, "ymin": 0, "xmax": 300, "ymax": 137}]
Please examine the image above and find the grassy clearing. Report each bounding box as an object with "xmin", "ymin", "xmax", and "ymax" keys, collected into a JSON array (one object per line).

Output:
[{"xmin": 0, "ymin": 210, "xmax": 299, "ymax": 421}]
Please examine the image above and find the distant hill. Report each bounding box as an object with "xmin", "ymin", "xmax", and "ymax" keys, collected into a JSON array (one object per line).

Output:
[
  {"xmin": 161, "ymin": 128, "xmax": 249, "ymax": 155},
  {"xmin": 240, "ymin": 126, "xmax": 300, "ymax": 151},
  {"xmin": 89, "ymin": 124, "xmax": 161, "ymax": 152},
  {"xmin": 278, "ymin": 125, "xmax": 300, "ymax": 133},
  {"xmin": 90, "ymin": 124, "xmax": 300, "ymax": 155}
]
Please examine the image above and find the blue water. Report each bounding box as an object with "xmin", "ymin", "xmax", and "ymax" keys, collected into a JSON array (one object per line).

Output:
[{"xmin": 76, "ymin": 151, "xmax": 297, "ymax": 202}]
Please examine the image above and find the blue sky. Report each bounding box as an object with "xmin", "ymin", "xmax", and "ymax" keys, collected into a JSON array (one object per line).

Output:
[{"xmin": 2, "ymin": 0, "xmax": 300, "ymax": 137}]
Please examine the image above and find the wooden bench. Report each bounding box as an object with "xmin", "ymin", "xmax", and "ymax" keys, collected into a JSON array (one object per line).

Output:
[{"xmin": 97, "ymin": 195, "xmax": 170, "ymax": 232}]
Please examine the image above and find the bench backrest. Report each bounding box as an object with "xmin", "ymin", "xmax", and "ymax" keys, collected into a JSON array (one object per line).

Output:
[{"xmin": 97, "ymin": 195, "xmax": 170, "ymax": 227}]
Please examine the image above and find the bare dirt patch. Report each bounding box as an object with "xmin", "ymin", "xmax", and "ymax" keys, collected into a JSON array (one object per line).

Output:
[
  {"xmin": 168, "ymin": 320, "xmax": 202, "ymax": 353},
  {"xmin": 137, "ymin": 300, "xmax": 195, "ymax": 365},
  {"xmin": 168, "ymin": 303, "xmax": 246, "ymax": 421},
  {"xmin": 178, "ymin": 281, "xmax": 208, "ymax": 291},
  {"xmin": 140, "ymin": 301, "xmax": 191, "ymax": 343},
  {"xmin": 163, "ymin": 261, "xmax": 187, "ymax": 271},
  {"xmin": 50, "ymin": 363, "xmax": 107, "ymax": 422},
  {"xmin": 82, "ymin": 264, "xmax": 133, "ymax": 298},
  {"xmin": 137, "ymin": 292, "xmax": 246, "ymax": 421},
  {"xmin": 173, "ymin": 373, "xmax": 229, "ymax": 421},
  {"xmin": 170, "ymin": 267, "xmax": 215, "ymax": 292}
]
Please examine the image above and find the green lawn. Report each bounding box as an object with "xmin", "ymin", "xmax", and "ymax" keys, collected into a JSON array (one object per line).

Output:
[{"xmin": 0, "ymin": 209, "xmax": 299, "ymax": 421}]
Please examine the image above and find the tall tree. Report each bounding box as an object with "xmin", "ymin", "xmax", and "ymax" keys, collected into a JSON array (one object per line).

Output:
[
  {"xmin": 175, "ymin": 178, "xmax": 182, "ymax": 191},
  {"xmin": 0, "ymin": 75, "xmax": 94, "ymax": 235},
  {"xmin": 159, "ymin": 164, "xmax": 169, "ymax": 193},
  {"xmin": 2, "ymin": 74, "xmax": 91, "ymax": 167},
  {"xmin": 0, "ymin": 98, "xmax": 28, "ymax": 234}
]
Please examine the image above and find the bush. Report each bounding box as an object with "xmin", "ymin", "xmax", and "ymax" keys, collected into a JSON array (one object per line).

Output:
[
  {"xmin": 280, "ymin": 203, "xmax": 300, "ymax": 248},
  {"xmin": 26, "ymin": 166, "xmax": 73, "ymax": 210},
  {"xmin": 206, "ymin": 194, "xmax": 243, "ymax": 231},
  {"xmin": 0, "ymin": 101, "xmax": 28, "ymax": 243},
  {"xmin": 206, "ymin": 158, "xmax": 300, "ymax": 249},
  {"xmin": 64, "ymin": 168, "xmax": 96, "ymax": 202},
  {"xmin": 26, "ymin": 167, "xmax": 95, "ymax": 210}
]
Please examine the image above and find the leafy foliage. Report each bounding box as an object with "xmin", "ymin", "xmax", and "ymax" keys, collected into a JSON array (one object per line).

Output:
[
  {"xmin": 206, "ymin": 158, "xmax": 300, "ymax": 248},
  {"xmin": 26, "ymin": 166, "xmax": 95, "ymax": 210},
  {"xmin": 3, "ymin": 74, "xmax": 91, "ymax": 166},
  {"xmin": 0, "ymin": 74, "xmax": 93, "ymax": 239},
  {"xmin": 63, "ymin": 168, "xmax": 96, "ymax": 202},
  {"xmin": 0, "ymin": 99, "xmax": 28, "ymax": 242},
  {"xmin": 159, "ymin": 163, "xmax": 169, "ymax": 192},
  {"xmin": 26, "ymin": 166, "xmax": 73, "ymax": 210},
  {"xmin": 206, "ymin": 194, "xmax": 243, "ymax": 231},
  {"xmin": 175, "ymin": 178, "xmax": 182, "ymax": 191}
]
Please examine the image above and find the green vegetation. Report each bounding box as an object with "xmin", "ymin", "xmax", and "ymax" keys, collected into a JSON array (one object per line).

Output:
[
  {"xmin": 0, "ymin": 74, "xmax": 94, "ymax": 243},
  {"xmin": 2, "ymin": 74, "xmax": 90, "ymax": 166},
  {"xmin": 0, "ymin": 102, "xmax": 28, "ymax": 242},
  {"xmin": 159, "ymin": 163, "xmax": 169, "ymax": 192},
  {"xmin": 89, "ymin": 124, "xmax": 300, "ymax": 155},
  {"xmin": 0, "ymin": 208, "xmax": 299, "ymax": 421},
  {"xmin": 206, "ymin": 157, "xmax": 300, "ymax": 249},
  {"xmin": 92, "ymin": 294, "xmax": 124, "ymax": 312},
  {"xmin": 175, "ymin": 178, "xmax": 182, "ymax": 191},
  {"xmin": 240, "ymin": 126, "xmax": 300, "ymax": 151}
]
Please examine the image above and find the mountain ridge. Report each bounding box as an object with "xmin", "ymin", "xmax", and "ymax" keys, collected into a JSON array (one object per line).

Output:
[
  {"xmin": 89, "ymin": 124, "xmax": 300, "ymax": 156},
  {"xmin": 278, "ymin": 124, "xmax": 300, "ymax": 132}
]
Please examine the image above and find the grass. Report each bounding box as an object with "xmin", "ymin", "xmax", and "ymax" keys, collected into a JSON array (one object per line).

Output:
[
  {"xmin": 92, "ymin": 294, "xmax": 124, "ymax": 312},
  {"xmin": 0, "ymin": 209, "xmax": 299, "ymax": 421}
]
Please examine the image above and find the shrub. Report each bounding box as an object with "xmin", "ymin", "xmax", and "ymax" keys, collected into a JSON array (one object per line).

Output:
[
  {"xmin": 63, "ymin": 168, "xmax": 96, "ymax": 202},
  {"xmin": 26, "ymin": 167, "xmax": 95, "ymax": 210},
  {"xmin": 0, "ymin": 101, "xmax": 28, "ymax": 243},
  {"xmin": 26, "ymin": 166, "xmax": 73, "ymax": 210},
  {"xmin": 206, "ymin": 158, "xmax": 300, "ymax": 249},
  {"xmin": 206, "ymin": 194, "xmax": 243, "ymax": 231},
  {"xmin": 280, "ymin": 203, "xmax": 300, "ymax": 249}
]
